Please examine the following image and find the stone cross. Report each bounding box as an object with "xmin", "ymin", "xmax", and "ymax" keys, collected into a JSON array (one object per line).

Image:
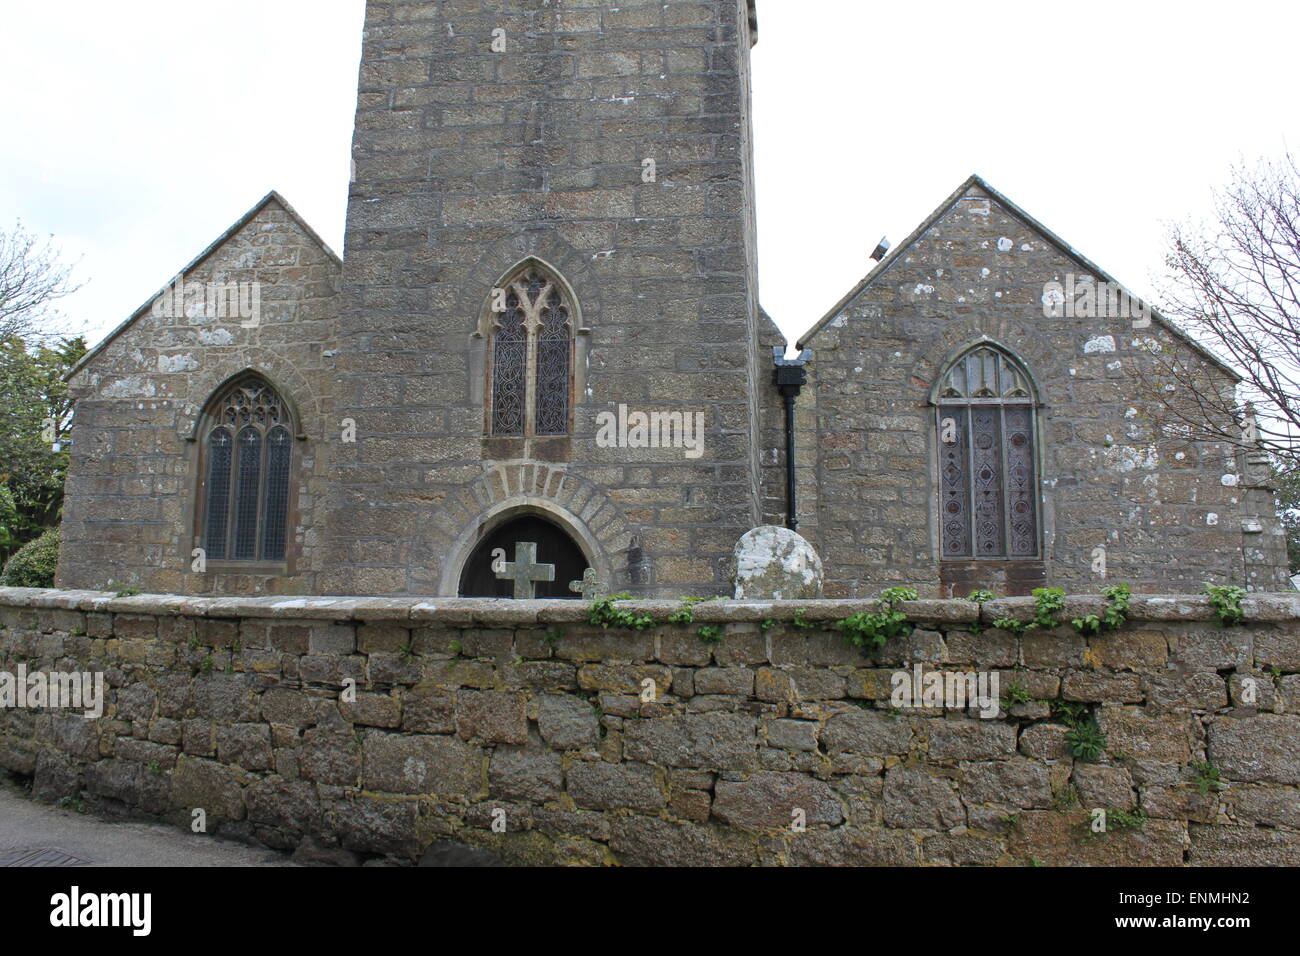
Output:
[
  {"xmin": 496, "ymin": 541, "xmax": 555, "ymax": 599},
  {"xmin": 569, "ymin": 567, "xmax": 603, "ymax": 601}
]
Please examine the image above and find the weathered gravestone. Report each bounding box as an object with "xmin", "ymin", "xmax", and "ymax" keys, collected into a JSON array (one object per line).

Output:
[
  {"xmin": 569, "ymin": 567, "xmax": 604, "ymax": 601},
  {"xmin": 732, "ymin": 525, "xmax": 824, "ymax": 600}
]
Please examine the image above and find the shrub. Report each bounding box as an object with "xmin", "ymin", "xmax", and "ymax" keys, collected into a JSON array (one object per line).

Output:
[{"xmin": 0, "ymin": 526, "xmax": 60, "ymax": 588}]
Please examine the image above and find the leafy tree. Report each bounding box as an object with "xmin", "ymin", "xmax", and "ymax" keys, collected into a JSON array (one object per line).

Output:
[
  {"xmin": 0, "ymin": 483, "xmax": 18, "ymax": 555},
  {"xmin": 0, "ymin": 526, "xmax": 61, "ymax": 588},
  {"xmin": 1274, "ymin": 463, "xmax": 1300, "ymax": 573},
  {"xmin": 0, "ymin": 334, "xmax": 87, "ymax": 560}
]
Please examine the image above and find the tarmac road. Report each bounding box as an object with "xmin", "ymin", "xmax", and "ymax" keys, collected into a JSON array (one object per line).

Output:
[{"xmin": 0, "ymin": 780, "xmax": 294, "ymax": 867}]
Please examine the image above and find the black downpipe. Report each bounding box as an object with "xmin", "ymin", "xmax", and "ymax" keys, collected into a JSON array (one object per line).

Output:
[{"xmin": 773, "ymin": 348, "xmax": 811, "ymax": 533}]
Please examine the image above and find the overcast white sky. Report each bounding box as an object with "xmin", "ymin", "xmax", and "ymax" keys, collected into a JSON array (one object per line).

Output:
[{"xmin": 2, "ymin": 0, "xmax": 1296, "ymax": 348}]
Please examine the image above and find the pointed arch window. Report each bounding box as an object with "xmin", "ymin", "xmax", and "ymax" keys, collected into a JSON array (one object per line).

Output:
[
  {"xmin": 936, "ymin": 346, "xmax": 1040, "ymax": 559},
  {"xmin": 488, "ymin": 264, "xmax": 573, "ymax": 437},
  {"xmin": 199, "ymin": 376, "xmax": 294, "ymax": 563}
]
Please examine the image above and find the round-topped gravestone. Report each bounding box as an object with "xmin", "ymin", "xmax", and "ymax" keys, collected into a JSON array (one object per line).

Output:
[{"xmin": 732, "ymin": 525, "xmax": 824, "ymax": 600}]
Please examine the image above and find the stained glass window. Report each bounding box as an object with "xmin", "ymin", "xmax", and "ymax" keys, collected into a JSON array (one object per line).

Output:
[
  {"xmin": 488, "ymin": 264, "xmax": 573, "ymax": 437},
  {"xmin": 200, "ymin": 377, "xmax": 294, "ymax": 563},
  {"xmin": 491, "ymin": 290, "xmax": 527, "ymax": 435},
  {"xmin": 937, "ymin": 346, "xmax": 1039, "ymax": 559},
  {"xmin": 535, "ymin": 293, "xmax": 570, "ymax": 435}
]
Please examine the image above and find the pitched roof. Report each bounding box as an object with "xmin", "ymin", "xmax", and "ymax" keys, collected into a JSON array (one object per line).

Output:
[
  {"xmin": 795, "ymin": 173, "xmax": 1239, "ymax": 381},
  {"xmin": 67, "ymin": 190, "xmax": 341, "ymax": 381}
]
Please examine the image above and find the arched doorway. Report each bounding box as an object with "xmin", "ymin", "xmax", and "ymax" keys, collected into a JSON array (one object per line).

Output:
[{"xmin": 457, "ymin": 515, "xmax": 589, "ymax": 598}]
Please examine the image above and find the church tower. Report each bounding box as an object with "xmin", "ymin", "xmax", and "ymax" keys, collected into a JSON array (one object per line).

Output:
[{"xmin": 319, "ymin": 0, "xmax": 766, "ymax": 596}]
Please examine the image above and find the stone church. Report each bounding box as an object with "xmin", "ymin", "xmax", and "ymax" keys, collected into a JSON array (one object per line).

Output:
[{"xmin": 55, "ymin": 0, "xmax": 1288, "ymax": 600}]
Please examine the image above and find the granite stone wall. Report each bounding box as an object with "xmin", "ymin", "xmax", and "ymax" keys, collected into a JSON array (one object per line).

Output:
[
  {"xmin": 799, "ymin": 180, "xmax": 1290, "ymax": 599},
  {"xmin": 56, "ymin": 196, "xmax": 342, "ymax": 597},
  {"xmin": 323, "ymin": 0, "xmax": 773, "ymax": 597},
  {"xmin": 2, "ymin": 587, "xmax": 1298, "ymax": 866}
]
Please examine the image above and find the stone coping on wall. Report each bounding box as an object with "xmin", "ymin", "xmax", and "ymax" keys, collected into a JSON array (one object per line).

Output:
[{"xmin": 4, "ymin": 588, "xmax": 1299, "ymax": 625}]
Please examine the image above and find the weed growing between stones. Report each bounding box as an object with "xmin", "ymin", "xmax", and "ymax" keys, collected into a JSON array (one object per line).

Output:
[
  {"xmin": 696, "ymin": 624, "xmax": 723, "ymax": 644},
  {"xmin": 1051, "ymin": 700, "xmax": 1089, "ymax": 726},
  {"xmin": 1203, "ymin": 583, "xmax": 1246, "ymax": 626},
  {"xmin": 1071, "ymin": 583, "xmax": 1131, "ymax": 636},
  {"xmin": 1053, "ymin": 785, "xmax": 1081, "ymax": 810},
  {"xmin": 1078, "ymin": 807, "xmax": 1147, "ymax": 842},
  {"xmin": 991, "ymin": 616, "xmax": 1025, "ymax": 634},
  {"xmin": 1109, "ymin": 808, "xmax": 1148, "ymax": 830},
  {"xmin": 1049, "ymin": 698, "xmax": 1109, "ymax": 762},
  {"xmin": 987, "ymin": 584, "xmax": 1139, "ymax": 637},
  {"xmin": 1001, "ymin": 676, "xmax": 1034, "ymax": 708},
  {"xmin": 1030, "ymin": 587, "xmax": 1065, "ymax": 628},
  {"xmin": 836, "ymin": 586, "xmax": 918, "ymax": 657},
  {"xmin": 966, "ymin": 590, "xmax": 996, "ymax": 633},
  {"xmin": 666, "ymin": 596, "xmax": 720, "ymax": 624},
  {"xmin": 55, "ymin": 795, "xmax": 86, "ymax": 814},
  {"xmin": 106, "ymin": 581, "xmax": 140, "ymax": 597},
  {"xmin": 588, "ymin": 593, "xmax": 656, "ymax": 631},
  {"xmin": 1065, "ymin": 720, "xmax": 1107, "ymax": 761},
  {"xmin": 1191, "ymin": 759, "xmax": 1223, "ymax": 794},
  {"xmin": 986, "ymin": 586, "xmax": 1067, "ymax": 633}
]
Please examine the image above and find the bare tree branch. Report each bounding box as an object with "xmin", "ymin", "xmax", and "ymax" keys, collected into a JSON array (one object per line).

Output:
[
  {"xmin": 1138, "ymin": 154, "xmax": 1300, "ymax": 471},
  {"xmin": 0, "ymin": 220, "xmax": 82, "ymax": 340}
]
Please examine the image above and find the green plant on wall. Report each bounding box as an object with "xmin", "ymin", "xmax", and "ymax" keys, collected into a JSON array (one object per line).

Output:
[
  {"xmin": 1030, "ymin": 587, "xmax": 1065, "ymax": 629},
  {"xmin": 791, "ymin": 608, "xmax": 817, "ymax": 629},
  {"xmin": 1191, "ymin": 760, "xmax": 1222, "ymax": 794},
  {"xmin": 1072, "ymin": 583, "xmax": 1132, "ymax": 636},
  {"xmin": 1065, "ymin": 720, "xmax": 1107, "ymax": 761},
  {"xmin": 668, "ymin": 596, "xmax": 717, "ymax": 625},
  {"xmin": 697, "ymin": 624, "xmax": 723, "ymax": 644},
  {"xmin": 1050, "ymin": 700, "xmax": 1089, "ymax": 727},
  {"xmin": 837, "ymin": 587, "xmax": 918, "ymax": 656},
  {"xmin": 991, "ymin": 616, "xmax": 1027, "ymax": 635},
  {"xmin": 589, "ymin": 593, "xmax": 657, "ymax": 631},
  {"xmin": 966, "ymin": 589, "xmax": 995, "ymax": 633},
  {"xmin": 989, "ymin": 587, "xmax": 1065, "ymax": 635},
  {"xmin": 1203, "ymin": 583, "xmax": 1246, "ymax": 627},
  {"xmin": 1001, "ymin": 677, "xmax": 1034, "ymax": 708}
]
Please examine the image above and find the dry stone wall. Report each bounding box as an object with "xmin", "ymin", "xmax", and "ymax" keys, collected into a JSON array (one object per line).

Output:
[{"xmin": 2, "ymin": 587, "xmax": 1298, "ymax": 866}]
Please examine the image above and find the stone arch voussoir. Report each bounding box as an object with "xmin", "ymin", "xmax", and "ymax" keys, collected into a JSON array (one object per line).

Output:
[
  {"xmin": 177, "ymin": 349, "xmax": 326, "ymax": 444},
  {"xmin": 910, "ymin": 317, "xmax": 1061, "ymax": 407},
  {"xmin": 432, "ymin": 464, "xmax": 643, "ymax": 597}
]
